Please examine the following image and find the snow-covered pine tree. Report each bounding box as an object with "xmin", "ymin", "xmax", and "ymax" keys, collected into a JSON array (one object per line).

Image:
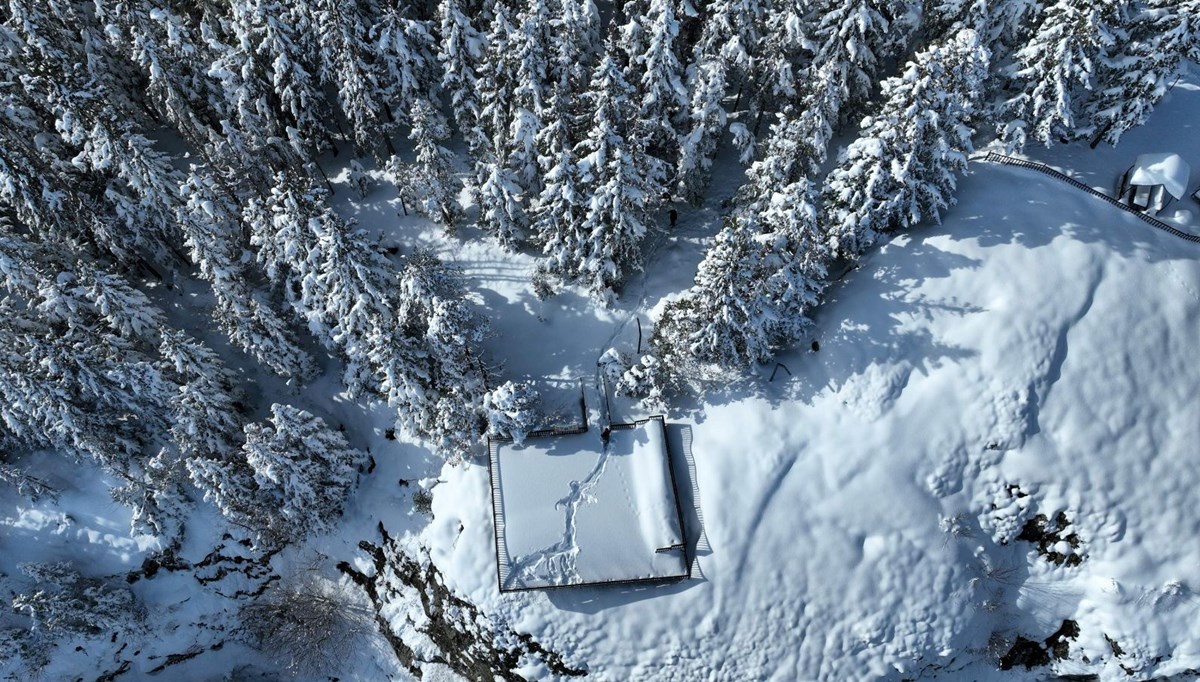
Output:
[
  {"xmin": 243, "ymin": 404, "xmax": 365, "ymax": 541},
  {"xmin": 647, "ymin": 218, "xmax": 775, "ymax": 373},
  {"xmin": 302, "ymin": 0, "xmax": 390, "ymax": 157},
  {"xmin": 635, "ymin": 176, "xmax": 827, "ymax": 386},
  {"xmin": 484, "ymin": 381, "xmax": 540, "ymax": 445},
  {"xmin": 531, "ymin": 84, "xmax": 585, "ymax": 275},
  {"xmin": 390, "ymin": 251, "xmax": 489, "ymax": 457},
  {"xmin": 0, "ymin": 462, "xmax": 57, "ymax": 503},
  {"xmin": 1001, "ymin": 0, "xmax": 1128, "ymax": 147},
  {"xmin": 93, "ymin": 0, "xmax": 224, "ymax": 151},
  {"xmin": 437, "ymin": 0, "xmax": 485, "ymax": 152},
  {"xmin": 203, "ymin": 20, "xmax": 300, "ymax": 175},
  {"xmin": 11, "ymin": 59, "xmax": 186, "ymax": 264},
  {"xmin": 0, "ymin": 94, "xmax": 125, "ymax": 260},
  {"xmin": 507, "ymin": 2, "xmax": 552, "ymax": 198},
  {"xmin": 372, "ymin": 4, "xmax": 441, "ymax": 132},
  {"xmin": 406, "ymin": 101, "xmax": 463, "ymax": 228},
  {"xmin": 13, "ymin": 563, "xmax": 142, "ymax": 638},
  {"xmin": 693, "ymin": 0, "xmax": 764, "ymax": 95},
  {"xmin": 0, "ymin": 230, "xmax": 181, "ymax": 468},
  {"xmin": 548, "ymin": 0, "xmax": 601, "ymax": 91},
  {"xmin": 823, "ymin": 29, "xmax": 990, "ymax": 258},
  {"xmin": 925, "ymin": 0, "xmax": 993, "ymax": 37},
  {"xmin": 476, "ymin": 156, "xmax": 529, "ymax": 248},
  {"xmin": 0, "ymin": 306, "xmax": 146, "ymax": 471},
  {"xmin": 470, "ymin": 3, "xmax": 533, "ymax": 246},
  {"xmin": 158, "ymin": 330, "xmax": 245, "ymax": 463},
  {"xmin": 231, "ymin": 0, "xmax": 336, "ymax": 158},
  {"xmin": 254, "ymin": 177, "xmax": 403, "ymax": 397},
  {"xmin": 748, "ymin": 0, "xmax": 807, "ymax": 122},
  {"xmin": 1086, "ymin": 0, "xmax": 1200, "ymax": 146},
  {"xmin": 807, "ymin": 0, "xmax": 906, "ymax": 124},
  {"xmin": 248, "ymin": 174, "xmax": 487, "ymax": 457},
  {"xmin": 738, "ymin": 64, "xmax": 840, "ymax": 212},
  {"xmin": 22, "ymin": 59, "xmax": 304, "ymax": 379},
  {"xmin": 688, "ymin": 0, "xmax": 764, "ymax": 158},
  {"xmin": 179, "ymin": 169, "xmax": 316, "ymax": 380},
  {"xmin": 572, "ymin": 52, "xmax": 664, "ymax": 299},
  {"xmin": 631, "ymin": 0, "xmax": 689, "ymax": 173},
  {"xmin": 675, "ymin": 56, "xmax": 727, "ymax": 204},
  {"xmin": 0, "ymin": 223, "xmax": 251, "ymax": 535},
  {"xmin": 477, "ymin": 2, "xmax": 521, "ymax": 154}
]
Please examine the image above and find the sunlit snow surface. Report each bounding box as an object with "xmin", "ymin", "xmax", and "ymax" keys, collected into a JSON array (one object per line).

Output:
[
  {"xmin": 491, "ymin": 417, "xmax": 688, "ymax": 590},
  {"xmin": 426, "ymin": 81, "xmax": 1200, "ymax": 680},
  {"xmin": 3, "ymin": 74, "xmax": 1198, "ymax": 681}
]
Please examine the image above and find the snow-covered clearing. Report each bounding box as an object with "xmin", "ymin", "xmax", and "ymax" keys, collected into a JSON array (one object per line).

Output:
[{"xmin": 418, "ymin": 79, "xmax": 1200, "ymax": 680}]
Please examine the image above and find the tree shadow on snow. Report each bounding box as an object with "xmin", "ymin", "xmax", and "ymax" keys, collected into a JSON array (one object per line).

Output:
[
  {"xmin": 955, "ymin": 163, "xmax": 1198, "ymax": 261},
  {"xmin": 673, "ymin": 235, "xmax": 984, "ymax": 419},
  {"xmin": 544, "ymin": 574, "xmax": 698, "ymax": 615}
]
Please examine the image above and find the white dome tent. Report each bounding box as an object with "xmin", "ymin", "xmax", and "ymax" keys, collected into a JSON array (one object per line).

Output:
[{"xmin": 1118, "ymin": 152, "xmax": 1192, "ymax": 214}]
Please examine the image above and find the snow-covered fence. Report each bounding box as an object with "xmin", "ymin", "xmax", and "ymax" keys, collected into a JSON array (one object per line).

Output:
[{"xmin": 972, "ymin": 152, "xmax": 1200, "ymax": 244}]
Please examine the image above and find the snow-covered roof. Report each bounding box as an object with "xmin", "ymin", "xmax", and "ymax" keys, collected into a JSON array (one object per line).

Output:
[
  {"xmin": 1129, "ymin": 153, "xmax": 1191, "ymax": 199},
  {"xmin": 489, "ymin": 416, "xmax": 688, "ymax": 591}
]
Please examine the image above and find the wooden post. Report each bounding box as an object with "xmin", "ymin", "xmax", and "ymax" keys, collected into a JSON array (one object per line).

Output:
[{"xmin": 768, "ymin": 362, "xmax": 792, "ymax": 382}]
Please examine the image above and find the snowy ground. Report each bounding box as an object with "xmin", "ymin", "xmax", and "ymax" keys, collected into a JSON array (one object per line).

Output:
[
  {"xmin": 3, "ymin": 69, "xmax": 1199, "ymax": 682},
  {"xmin": 421, "ymin": 77, "xmax": 1200, "ymax": 680},
  {"xmin": 492, "ymin": 417, "xmax": 687, "ymax": 591}
]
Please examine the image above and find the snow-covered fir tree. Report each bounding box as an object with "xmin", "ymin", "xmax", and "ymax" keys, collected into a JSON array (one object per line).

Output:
[
  {"xmin": 1001, "ymin": 0, "xmax": 1128, "ymax": 147},
  {"xmin": 372, "ymin": 4, "xmax": 441, "ymax": 132},
  {"xmin": 507, "ymin": 3, "xmax": 553, "ymax": 198},
  {"xmin": 476, "ymin": 156, "xmax": 529, "ymax": 248},
  {"xmin": 437, "ymin": 0, "xmax": 485, "ymax": 151},
  {"xmin": 532, "ymin": 84, "xmax": 585, "ymax": 274},
  {"xmin": 13, "ymin": 563, "xmax": 142, "ymax": 638},
  {"xmin": 628, "ymin": 0, "xmax": 689, "ymax": 171},
  {"xmin": 549, "ymin": 0, "xmax": 601, "ymax": 90},
  {"xmin": 246, "ymin": 174, "xmax": 487, "ymax": 457},
  {"xmin": 823, "ymin": 29, "xmax": 990, "ymax": 257},
  {"xmin": 629, "ymin": 177, "xmax": 827, "ymax": 390},
  {"xmin": 693, "ymin": 0, "xmax": 764, "ymax": 95},
  {"xmin": 179, "ymin": 169, "xmax": 317, "ymax": 380},
  {"xmin": 404, "ymin": 101, "xmax": 463, "ymax": 228},
  {"xmin": 1086, "ymin": 0, "xmax": 1200, "ymax": 146},
  {"xmin": 807, "ymin": 0, "xmax": 908, "ymax": 124},
  {"xmin": 390, "ymin": 251, "xmax": 489, "ymax": 456},
  {"xmin": 571, "ymin": 53, "xmax": 664, "ymax": 298},
  {"xmin": 302, "ymin": 0, "xmax": 390, "ymax": 157},
  {"xmin": 243, "ymin": 404, "xmax": 365, "ymax": 541},
  {"xmin": 230, "ymin": 0, "xmax": 336, "ymax": 158},
  {"xmin": 477, "ymin": 3, "xmax": 521, "ymax": 154},
  {"xmin": 484, "ymin": 381, "xmax": 541, "ymax": 445},
  {"xmin": 738, "ymin": 64, "xmax": 841, "ymax": 211},
  {"xmin": 675, "ymin": 56, "xmax": 727, "ymax": 204}
]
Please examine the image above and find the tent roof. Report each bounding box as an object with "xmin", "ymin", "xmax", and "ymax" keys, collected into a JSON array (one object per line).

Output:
[{"xmin": 1129, "ymin": 153, "xmax": 1191, "ymax": 200}]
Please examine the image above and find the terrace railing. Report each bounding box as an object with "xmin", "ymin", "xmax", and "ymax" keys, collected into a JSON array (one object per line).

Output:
[{"xmin": 972, "ymin": 151, "xmax": 1200, "ymax": 244}]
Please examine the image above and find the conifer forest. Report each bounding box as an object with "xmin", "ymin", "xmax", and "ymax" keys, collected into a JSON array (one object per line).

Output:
[{"xmin": 1, "ymin": 0, "xmax": 1198, "ymax": 679}]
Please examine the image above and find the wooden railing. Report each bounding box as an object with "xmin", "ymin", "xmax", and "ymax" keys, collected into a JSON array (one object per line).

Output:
[{"xmin": 972, "ymin": 152, "xmax": 1200, "ymax": 244}]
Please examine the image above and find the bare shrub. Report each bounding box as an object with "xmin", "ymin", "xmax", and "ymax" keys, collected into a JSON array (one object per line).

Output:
[{"xmin": 240, "ymin": 574, "xmax": 373, "ymax": 677}]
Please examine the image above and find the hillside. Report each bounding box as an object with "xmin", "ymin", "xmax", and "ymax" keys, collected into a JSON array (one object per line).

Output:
[
  {"xmin": 1, "ymin": 1, "xmax": 1198, "ymax": 678},
  {"xmin": 420, "ymin": 78, "xmax": 1200, "ymax": 681}
]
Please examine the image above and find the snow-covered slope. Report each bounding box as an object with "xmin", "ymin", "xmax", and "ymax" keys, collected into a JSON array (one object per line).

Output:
[
  {"xmin": 4, "ymin": 64, "xmax": 1197, "ymax": 682},
  {"xmin": 424, "ymin": 81, "xmax": 1200, "ymax": 681}
]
